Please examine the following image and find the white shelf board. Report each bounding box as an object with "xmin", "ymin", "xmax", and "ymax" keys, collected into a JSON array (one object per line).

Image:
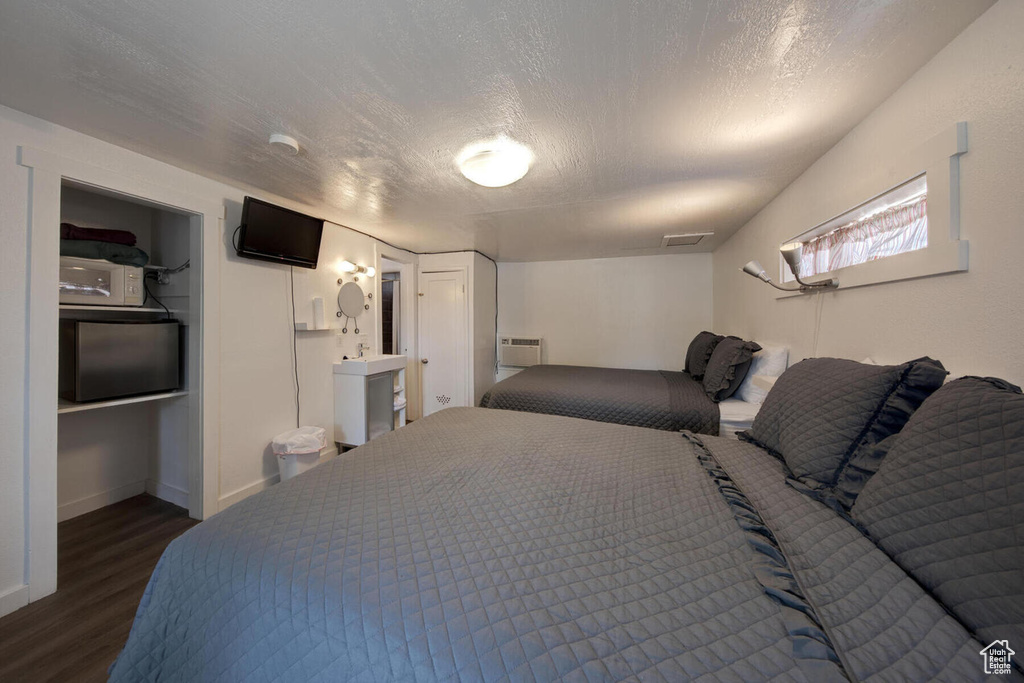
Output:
[
  {"xmin": 295, "ymin": 322, "xmax": 340, "ymax": 331},
  {"xmin": 58, "ymin": 391, "xmax": 187, "ymax": 414},
  {"xmin": 59, "ymin": 304, "xmax": 178, "ymax": 313}
]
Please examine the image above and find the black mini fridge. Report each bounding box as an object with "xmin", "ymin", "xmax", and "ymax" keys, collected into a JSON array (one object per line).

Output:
[{"xmin": 59, "ymin": 319, "xmax": 181, "ymax": 402}]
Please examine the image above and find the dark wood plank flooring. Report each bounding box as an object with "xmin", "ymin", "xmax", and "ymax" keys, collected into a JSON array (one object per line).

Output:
[{"xmin": 0, "ymin": 494, "xmax": 198, "ymax": 682}]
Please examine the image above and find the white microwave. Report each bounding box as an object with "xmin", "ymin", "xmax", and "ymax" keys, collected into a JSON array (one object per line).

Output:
[{"xmin": 59, "ymin": 256, "xmax": 144, "ymax": 307}]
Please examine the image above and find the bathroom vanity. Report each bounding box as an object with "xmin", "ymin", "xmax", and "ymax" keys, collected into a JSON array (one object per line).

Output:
[{"xmin": 333, "ymin": 354, "xmax": 407, "ymax": 448}]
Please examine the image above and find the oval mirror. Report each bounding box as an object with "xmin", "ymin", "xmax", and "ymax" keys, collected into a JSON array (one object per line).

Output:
[{"xmin": 337, "ymin": 281, "xmax": 365, "ymax": 318}]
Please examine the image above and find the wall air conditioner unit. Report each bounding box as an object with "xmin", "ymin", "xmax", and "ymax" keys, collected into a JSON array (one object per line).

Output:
[{"xmin": 499, "ymin": 337, "xmax": 542, "ymax": 367}]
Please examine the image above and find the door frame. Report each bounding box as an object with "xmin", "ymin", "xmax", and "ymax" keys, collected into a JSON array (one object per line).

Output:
[
  {"xmin": 375, "ymin": 247, "xmax": 419, "ymax": 419},
  {"xmin": 418, "ymin": 267, "xmax": 469, "ymax": 415},
  {"xmin": 18, "ymin": 146, "xmax": 222, "ymax": 604}
]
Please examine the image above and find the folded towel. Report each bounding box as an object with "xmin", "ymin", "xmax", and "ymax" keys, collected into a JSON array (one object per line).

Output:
[
  {"xmin": 60, "ymin": 239, "xmax": 149, "ymax": 267},
  {"xmin": 60, "ymin": 222, "xmax": 137, "ymax": 247}
]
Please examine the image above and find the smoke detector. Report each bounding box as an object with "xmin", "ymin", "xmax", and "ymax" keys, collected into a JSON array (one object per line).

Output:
[
  {"xmin": 269, "ymin": 133, "xmax": 300, "ymax": 156},
  {"xmin": 661, "ymin": 232, "xmax": 714, "ymax": 247}
]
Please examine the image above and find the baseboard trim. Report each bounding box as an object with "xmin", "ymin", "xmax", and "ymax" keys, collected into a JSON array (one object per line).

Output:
[
  {"xmin": 145, "ymin": 479, "xmax": 190, "ymax": 509},
  {"xmin": 217, "ymin": 446, "xmax": 338, "ymax": 512},
  {"xmin": 318, "ymin": 445, "xmax": 339, "ymax": 464},
  {"xmin": 0, "ymin": 584, "xmax": 30, "ymax": 618},
  {"xmin": 217, "ymin": 473, "xmax": 279, "ymax": 511},
  {"xmin": 57, "ymin": 480, "xmax": 147, "ymax": 522}
]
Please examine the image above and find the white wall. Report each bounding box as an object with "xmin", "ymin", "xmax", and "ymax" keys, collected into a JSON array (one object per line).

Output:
[
  {"xmin": 210, "ymin": 200, "xmax": 391, "ymax": 504},
  {"xmin": 216, "ymin": 222, "xmax": 378, "ymax": 502},
  {"xmin": 57, "ymin": 405, "xmax": 152, "ymax": 521},
  {"xmin": 713, "ymin": 0, "xmax": 1024, "ymax": 383},
  {"xmin": 0, "ymin": 102, "xmax": 408, "ymax": 610},
  {"xmin": 498, "ymin": 254, "xmax": 714, "ymax": 372}
]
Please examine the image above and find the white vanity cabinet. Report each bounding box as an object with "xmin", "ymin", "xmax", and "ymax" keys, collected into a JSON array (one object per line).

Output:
[{"xmin": 333, "ymin": 355, "xmax": 407, "ymax": 447}]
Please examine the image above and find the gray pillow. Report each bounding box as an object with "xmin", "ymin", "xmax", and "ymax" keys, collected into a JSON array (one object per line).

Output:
[
  {"xmin": 702, "ymin": 337, "xmax": 761, "ymax": 402},
  {"xmin": 684, "ymin": 331, "xmax": 723, "ymax": 380},
  {"xmin": 744, "ymin": 356, "xmax": 946, "ymax": 487},
  {"xmin": 852, "ymin": 377, "xmax": 1024, "ymax": 649}
]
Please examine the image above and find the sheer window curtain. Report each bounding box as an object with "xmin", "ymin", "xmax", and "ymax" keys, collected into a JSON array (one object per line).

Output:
[{"xmin": 798, "ymin": 195, "xmax": 928, "ymax": 277}]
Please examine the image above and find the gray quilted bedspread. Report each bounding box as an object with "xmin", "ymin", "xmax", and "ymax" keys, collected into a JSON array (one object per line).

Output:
[
  {"xmin": 109, "ymin": 409, "xmax": 1012, "ymax": 682},
  {"xmin": 479, "ymin": 365, "xmax": 719, "ymax": 434}
]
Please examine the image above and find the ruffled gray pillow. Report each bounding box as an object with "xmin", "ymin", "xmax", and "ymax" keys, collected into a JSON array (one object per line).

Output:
[
  {"xmin": 684, "ymin": 331, "xmax": 723, "ymax": 380},
  {"xmin": 702, "ymin": 337, "xmax": 761, "ymax": 402},
  {"xmin": 743, "ymin": 356, "xmax": 947, "ymax": 492},
  {"xmin": 851, "ymin": 376, "xmax": 1024, "ymax": 649}
]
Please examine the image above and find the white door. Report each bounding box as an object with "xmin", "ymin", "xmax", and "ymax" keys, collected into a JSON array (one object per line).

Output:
[{"xmin": 419, "ymin": 270, "xmax": 467, "ymax": 416}]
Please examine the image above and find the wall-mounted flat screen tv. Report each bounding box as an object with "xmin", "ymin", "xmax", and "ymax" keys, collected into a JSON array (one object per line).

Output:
[{"xmin": 236, "ymin": 196, "xmax": 324, "ymax": 269}]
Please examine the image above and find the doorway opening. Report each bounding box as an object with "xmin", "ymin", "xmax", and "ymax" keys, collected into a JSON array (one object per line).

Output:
[
  {"xmin": 19, "ymin": 147, "xmax": 221, "ymax": 611},
  {"xmin": 58, "ymin": 180, "xmax": 199, "ymax": 526},
  {"xmin": 380, "ymin": 257, "xmax": 402, "ymax": 355}
]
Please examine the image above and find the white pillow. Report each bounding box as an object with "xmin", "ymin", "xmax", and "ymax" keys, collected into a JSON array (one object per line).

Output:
[{"xmin": 735, "ymin": 346, "xmax": 789, "ymax": 404}]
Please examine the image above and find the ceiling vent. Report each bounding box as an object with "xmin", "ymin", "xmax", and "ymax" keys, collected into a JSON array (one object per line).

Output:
[{"xmin": 661, "ymin": 232, "xmax": 713, "ymax": 248}]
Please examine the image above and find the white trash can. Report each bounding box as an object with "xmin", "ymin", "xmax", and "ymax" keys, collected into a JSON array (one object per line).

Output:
[{"xmin": 272, "ymin": 426, "xmax": 327, "ymax": 482}]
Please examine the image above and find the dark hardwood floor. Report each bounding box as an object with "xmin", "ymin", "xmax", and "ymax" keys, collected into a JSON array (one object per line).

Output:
[{"xmin": 0, "ymin": 494, "xmax": 199, "ymax": 682}]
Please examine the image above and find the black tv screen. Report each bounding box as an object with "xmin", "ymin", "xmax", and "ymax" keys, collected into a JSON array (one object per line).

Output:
[{"xmin": 236, "ymin": 197, "xmax": 324, "ymax": 269}]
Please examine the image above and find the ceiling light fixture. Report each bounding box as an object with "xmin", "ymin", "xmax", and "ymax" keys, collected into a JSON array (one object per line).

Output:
[
  {"xmin": 269, "ymin": 133, "xmax": 300, "ymax": 156},
  {"xmin": 457, "ymin": 137, "xmax": 533, "ymax": 188}
]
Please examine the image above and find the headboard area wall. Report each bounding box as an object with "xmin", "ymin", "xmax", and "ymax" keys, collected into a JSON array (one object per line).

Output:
[
  {"xmin": 498, "ymin": 253, "xmax": 713, "ymax": 373},
  {"xmin": 712, "ymin": 0, "xmax": 1024, "ymax": 384}
]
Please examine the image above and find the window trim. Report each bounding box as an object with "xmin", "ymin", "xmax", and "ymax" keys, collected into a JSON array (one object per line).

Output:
[{"xmin": 775, "ymin": 122, "xmax": 968, "ymax": 299}]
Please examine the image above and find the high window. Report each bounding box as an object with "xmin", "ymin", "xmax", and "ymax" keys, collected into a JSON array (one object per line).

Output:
[{"xmin": 783, "ymin": 174, "xmax": 928, "ymax": 281}]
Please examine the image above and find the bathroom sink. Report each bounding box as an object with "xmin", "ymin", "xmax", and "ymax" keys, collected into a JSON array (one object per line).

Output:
[{"xmin": 333, "ymin": 354, "xmax": 407, "ymax": 376}]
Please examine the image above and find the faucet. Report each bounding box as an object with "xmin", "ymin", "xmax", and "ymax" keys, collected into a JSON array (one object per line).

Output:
[{"xmin": 357, "ymin": 342, "xmax": 368, "ymax": 358}]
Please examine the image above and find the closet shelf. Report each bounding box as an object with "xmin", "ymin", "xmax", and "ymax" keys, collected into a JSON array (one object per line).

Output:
[
  {"xmin": 58, "ymin": 391, "xmax": 187, "ymax": 414},
  {"xmin": 60, "ymin": 304, "xmax": 180, "ymax": 314}
]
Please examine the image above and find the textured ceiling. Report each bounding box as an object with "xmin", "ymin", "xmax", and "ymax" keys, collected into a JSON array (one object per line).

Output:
[{"xmin": 0, "ymin": 0, "xmax": 992, "ymax": 261}]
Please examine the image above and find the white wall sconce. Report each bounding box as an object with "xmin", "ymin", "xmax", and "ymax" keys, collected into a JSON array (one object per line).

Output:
[
  {"xmin": 741, "ymin": 242, "xmax": 838, "ymax": 292},
  {"xmin": 334, "ymin": 260, "xmax": 375, "ymax": 277}
]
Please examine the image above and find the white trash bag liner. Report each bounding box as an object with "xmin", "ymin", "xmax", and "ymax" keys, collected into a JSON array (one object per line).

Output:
[{"xmin": 272, "ymin": 426, "xmax": 327, "ymax": 456}]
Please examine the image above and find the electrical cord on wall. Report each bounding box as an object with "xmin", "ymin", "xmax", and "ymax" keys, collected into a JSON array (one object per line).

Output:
[
  {"xmin": 143, "ymin": 273, "xmax": 171, "ymax": 319},
  {"xmin": 290, "ymin": 266, "xmax": 301, "ymax": 428},
  {"xmin": 811, "ymin": 289, "xmax": 826, "ymax": 357},
  {"xmin": 142, "ymin": 258, "xmax": 189, "ymax": 320},
  {"xmin": 161, "ymin": 258, "xmax": 191, "ymax": 276}
]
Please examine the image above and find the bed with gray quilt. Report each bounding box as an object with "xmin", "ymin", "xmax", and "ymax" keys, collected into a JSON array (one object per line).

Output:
[
  {"xmin": 479, "ymin": 365, "xmax": 720, "ymax": 434},
  {"xmin": 110, "ymin": 357, "xmax": 1023, "ymax": 682}
]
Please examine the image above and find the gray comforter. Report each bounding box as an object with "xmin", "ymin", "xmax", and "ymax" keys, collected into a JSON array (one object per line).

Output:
[
  {"xmin": 479, "ymin": 365, "xmax": 720, "ymax": 434},
  {"xmin": 109, "ymin": 408, "xmax": 1010, "ymax": 682}
]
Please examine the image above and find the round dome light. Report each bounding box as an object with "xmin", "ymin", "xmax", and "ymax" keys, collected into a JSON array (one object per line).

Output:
[{"xmin": 457, "ymin": 138, "xmax": 532, "ymax": 188}]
